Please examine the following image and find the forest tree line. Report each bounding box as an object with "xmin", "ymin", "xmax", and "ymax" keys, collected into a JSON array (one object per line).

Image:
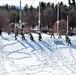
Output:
[{"xmin": 0, "ymin": 1, "xmax": 76, "ymax": 31}]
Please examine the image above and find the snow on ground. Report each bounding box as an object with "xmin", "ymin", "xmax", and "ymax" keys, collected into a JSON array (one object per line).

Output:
[{"xmin": 0, "ymin": 32, "xmax": 76, "ymax": 75}]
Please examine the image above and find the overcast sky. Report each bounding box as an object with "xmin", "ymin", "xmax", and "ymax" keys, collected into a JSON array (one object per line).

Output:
[{"xmin": 0, "ymin": 0, "xmax": 68, "ymax": 7}]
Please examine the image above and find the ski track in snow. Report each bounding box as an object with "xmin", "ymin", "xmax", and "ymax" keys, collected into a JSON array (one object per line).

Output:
[{"xmin": 0, "ymin": 32, "xmax": 76, "ymax": 75}]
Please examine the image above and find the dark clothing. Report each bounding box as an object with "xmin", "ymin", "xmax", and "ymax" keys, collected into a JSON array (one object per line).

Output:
[
  {"xmin": 0, "ymin": 29, "xmax": 2, "ymax": 36},
  {"xmin": 51, "ymin": 32, "xmax": 55, "ymax": 38},
  {"xmin": 21, "ymin": 29, "xmax": 25, "ymax": 41},
  {"xmin": 29, "ymin": 33, "xmax": 34, "ymax": 41},
  {"xmin": 38, "ymin": 33, "xmax": 42, "ymax": 41},
  {"xmin": 8, "ymin": 30, "xmax": 10, "ymax": 35},
  {"xmin": 15, "ymin": 27, "xmax": 18, "ymax": 40},
  {"xmin": 58, "ymin": 34, "xmax": 62, "ymax": 39},
  {"xmin": 65, "ymin": 36, "xmax": 71, "ymax": 45},
  {"xmin": 22, "ymin": 34, "xmax": 25, "ymax": 40}
]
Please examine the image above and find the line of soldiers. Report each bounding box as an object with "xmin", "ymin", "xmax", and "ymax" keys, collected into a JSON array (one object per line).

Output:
[
  {"xmin": 0, "ymin": 26, "xmax": 71, "ymax": 45},
  {"xmin": 15, "ymin": 26, "xmax": 42, "ymax": 41},
  {"xmin": 28, "ymin": 33, "xmax": 71, "ymax": 46},
  {"xmin": 29, "ymin": 33, "xmax": 42, "ymax": 41},
  {"xmin": 50, "ymin": 31, "xmax": 71, "ymax": 45},
  {"xmin": 15, "ymin": 26, "xmax": 25, "ymax": 40},
  {"xmin": 50, "ymin": 32, "xmax": 62, "ymax": 39}
]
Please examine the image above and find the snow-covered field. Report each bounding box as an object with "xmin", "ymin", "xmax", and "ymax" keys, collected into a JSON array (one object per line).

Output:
[{"xmin": 0, "ymin": 32, "xmax": 76, "ymax": 75}]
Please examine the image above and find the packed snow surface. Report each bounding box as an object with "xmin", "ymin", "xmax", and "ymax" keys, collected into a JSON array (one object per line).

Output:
[{"xmin": 0, "ymin": 32, "xmax": 76, "ymax": 75}]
